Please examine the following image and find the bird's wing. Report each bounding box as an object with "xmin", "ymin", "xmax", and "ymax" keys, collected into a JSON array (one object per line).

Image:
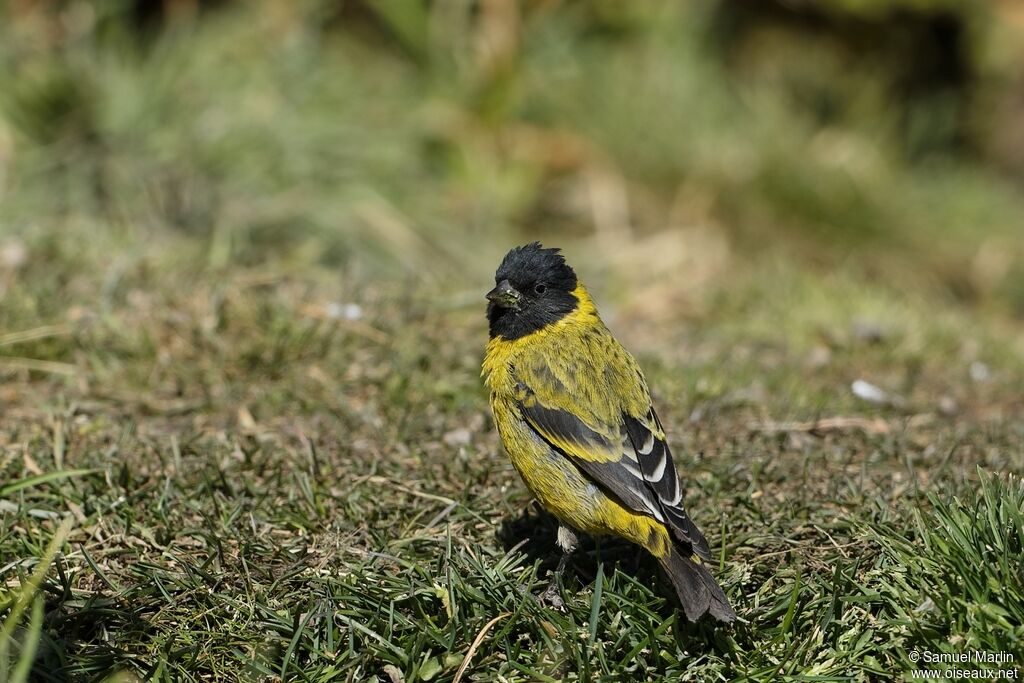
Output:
[{"xmin": 514, "ymin": 338, "xmax": 712, "ymax": 560}]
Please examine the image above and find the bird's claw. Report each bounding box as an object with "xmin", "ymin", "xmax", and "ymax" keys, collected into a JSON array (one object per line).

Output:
[
  {"xmin": 517, "ymin": 580, "xmax": 567, "ymax": 609},
  {"xmin": 539, "ymin": 581, "xmax": 565, "ymax": 609}
]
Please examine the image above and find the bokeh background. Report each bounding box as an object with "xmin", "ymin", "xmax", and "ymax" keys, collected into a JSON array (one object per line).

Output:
[
  {"xmin": 3, "ymin": 0, "xmax": 1024, "ymax": 318},
  {"xmin": 2, "ymin": 1, "xmax": 1024, "ymax": 681}
]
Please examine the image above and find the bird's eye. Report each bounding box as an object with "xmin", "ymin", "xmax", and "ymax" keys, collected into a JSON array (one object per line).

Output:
[{"xmin": 534, "ymin": 284, "xmax": 547, "ymax": 294}]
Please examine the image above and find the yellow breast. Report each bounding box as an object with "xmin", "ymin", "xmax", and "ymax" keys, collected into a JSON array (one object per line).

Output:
[{"xmin": 482, "ymin": 282, "xmax": 600, "ymax": 393}]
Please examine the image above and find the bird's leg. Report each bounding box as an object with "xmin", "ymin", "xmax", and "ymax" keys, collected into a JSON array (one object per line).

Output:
[
  {"xmin": 553, "ymin": 525, "xmax": 579, "ymax": 576},
  {"xmin": 540, "ymin": 525, "xmax": 578, "ymax": 608}
]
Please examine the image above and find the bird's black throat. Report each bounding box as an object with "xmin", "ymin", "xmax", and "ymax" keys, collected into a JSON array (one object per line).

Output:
[{"xmin": 487, "ymin": 291, "xmax": 578, "ymax": 340}]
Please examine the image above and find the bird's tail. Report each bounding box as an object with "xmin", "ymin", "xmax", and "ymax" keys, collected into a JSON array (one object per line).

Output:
[{"xmin": 659, "ymin": 546, "xmax": 735, "ymax": 624}]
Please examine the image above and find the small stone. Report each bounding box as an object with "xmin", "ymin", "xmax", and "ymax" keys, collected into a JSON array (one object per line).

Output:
[
  {"xmin": 382, "ymin": 664, "xmax": 405, "ymax": 683},
  {"xmin": 807, "ymin": 345, "xmax": 831, "ymax": 368},
  {"xmin": 443, "ymin": 428, "xmax": 472, "ymax": 447},
  {"xmin": 852, "ymin": 320, "xmax": 886, "ymax": 344},
  {"xmin": 325, "ymin": 302, "xmax": 363, "ymax": 320},
  {"xmin": 851, "ymin": 379, "xmax": 888, "ymax": 404},
  {"xmin": 938, "ymin": 396, "xmax": 958, "ymax": 416},
  {"xmin": 969, "ymin": 361, "xmax": 990, "ymax": 382},
  {"xmin": 914, "ymin": 597, "xmax": 935, "ymax": 614},
  {"xmin": 0, "ymin": 240, "xmax": 26, "ymax": 269}
]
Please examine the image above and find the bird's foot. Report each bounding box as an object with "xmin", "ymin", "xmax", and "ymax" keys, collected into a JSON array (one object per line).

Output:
[
  {"xmin": 533, "ymin": 525, "xmax": 577, "ymax": 609},
  {"xmin": 539, "ymin": 581, "xmax": 565, "ymax": 609},
  {"xmin": 515, "ymin": 580, "xmax": 565, "ymax": 609}
]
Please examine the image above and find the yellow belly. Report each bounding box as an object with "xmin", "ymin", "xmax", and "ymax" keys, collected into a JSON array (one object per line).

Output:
[{"xmin": 492, "ymin": 397, "xmax": 672, "ymax": 558}]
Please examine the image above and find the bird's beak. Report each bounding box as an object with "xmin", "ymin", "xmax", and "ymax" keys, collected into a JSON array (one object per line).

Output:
[{"xmin": 486, "ymin": 279, "xmax": 521, "ymax": 309}]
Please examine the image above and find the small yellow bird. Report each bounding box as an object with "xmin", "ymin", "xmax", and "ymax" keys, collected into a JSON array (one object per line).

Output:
[{"xmin": 482, "ymin": 243, "xmax": 735, "ymax": 623}]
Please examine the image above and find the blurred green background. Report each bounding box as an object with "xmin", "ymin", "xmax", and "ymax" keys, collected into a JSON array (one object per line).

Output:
[{"xmin": 2, "ymin": 0, "xmax": 1024, "ymax": 325}]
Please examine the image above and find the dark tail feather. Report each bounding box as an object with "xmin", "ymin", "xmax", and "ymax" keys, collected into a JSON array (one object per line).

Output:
[{"xmin": 660, "ymin": 547, "xmax": 736, "ymax": 624}]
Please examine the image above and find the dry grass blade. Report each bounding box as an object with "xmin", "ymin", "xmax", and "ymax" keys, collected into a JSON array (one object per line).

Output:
[
  {"xmin": 0, "ymin": 358, "xmax": 79, "ymax": 376},
  {"xmin": 452, "ymin": 612, "xmax": 511, "ymax": 683},
  {"xmin": 362, "ymin": 476, "xmax": 457, "ymax": 506},
  {"xmin": 0, "ymin": 325, "xmax": 72, "ymax": 348},
  {"xmin": 748, "ymin": 416, "xmax": 892, "ymax": 435}
]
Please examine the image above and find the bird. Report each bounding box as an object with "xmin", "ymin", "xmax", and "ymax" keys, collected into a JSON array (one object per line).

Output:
[{"xmin": 481, "ymin": 242, "xmax": 735, "ymax": 623}]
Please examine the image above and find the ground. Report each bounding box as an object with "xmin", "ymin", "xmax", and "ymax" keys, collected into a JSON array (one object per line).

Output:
[
  {"xmin": 1, "ymin": 2, "xmax": 1023, "ymax": 682},
  {"xmin": 2, "ymin": 252, "xmax": 1022, "ymax": 681}
]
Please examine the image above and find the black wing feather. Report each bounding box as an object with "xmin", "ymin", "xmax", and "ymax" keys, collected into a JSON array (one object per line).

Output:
[
  {"xmin": 519, "ymin": 396, "xmax": 712, "ymax": 561},
  {"xmin": 623, "ymin": 412, "xmax": 712, "ymax": 560},
  {"xmin": 520, "ymin": 403, "xmax": 660, "ymax": 517}
]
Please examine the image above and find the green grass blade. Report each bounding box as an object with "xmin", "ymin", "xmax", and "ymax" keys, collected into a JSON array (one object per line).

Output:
[
  {"xmin": 9, "ymin": 596, "xmax": 44, "ymax": 683},
  {"xmin": 587, "ymin": 562, "xmax": 604, "ymax": 650},
  {"xmin": 1, "ymin": 517, "xmax": 74, "ymax": 680},
  {"xmin": 0, "ymin": 470, "xmax": 101, "ymax": 497},
  {"xmin": 780, "ymin": 572, "xmax": 801, "ymax": 638}
]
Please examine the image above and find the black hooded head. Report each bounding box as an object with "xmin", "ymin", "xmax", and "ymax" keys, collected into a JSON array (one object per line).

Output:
[{"xmin": 486, "ymin": 243, "xmax": 579, "ymax": 340}]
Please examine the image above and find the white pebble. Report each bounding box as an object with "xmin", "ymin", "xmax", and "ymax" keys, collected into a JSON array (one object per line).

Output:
[{"xmin": 851, "ymin": 379, "xmax": 888, "ymax": 404}]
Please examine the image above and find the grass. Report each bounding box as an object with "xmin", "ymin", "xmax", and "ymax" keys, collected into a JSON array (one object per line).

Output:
[
  {"xmin": 1, "ymin": 260, "xmax": 1021, "ymax": 681},
  {"xmin": 2, "ymin": 1, "xmax": 1024, "ymax": 681}
]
